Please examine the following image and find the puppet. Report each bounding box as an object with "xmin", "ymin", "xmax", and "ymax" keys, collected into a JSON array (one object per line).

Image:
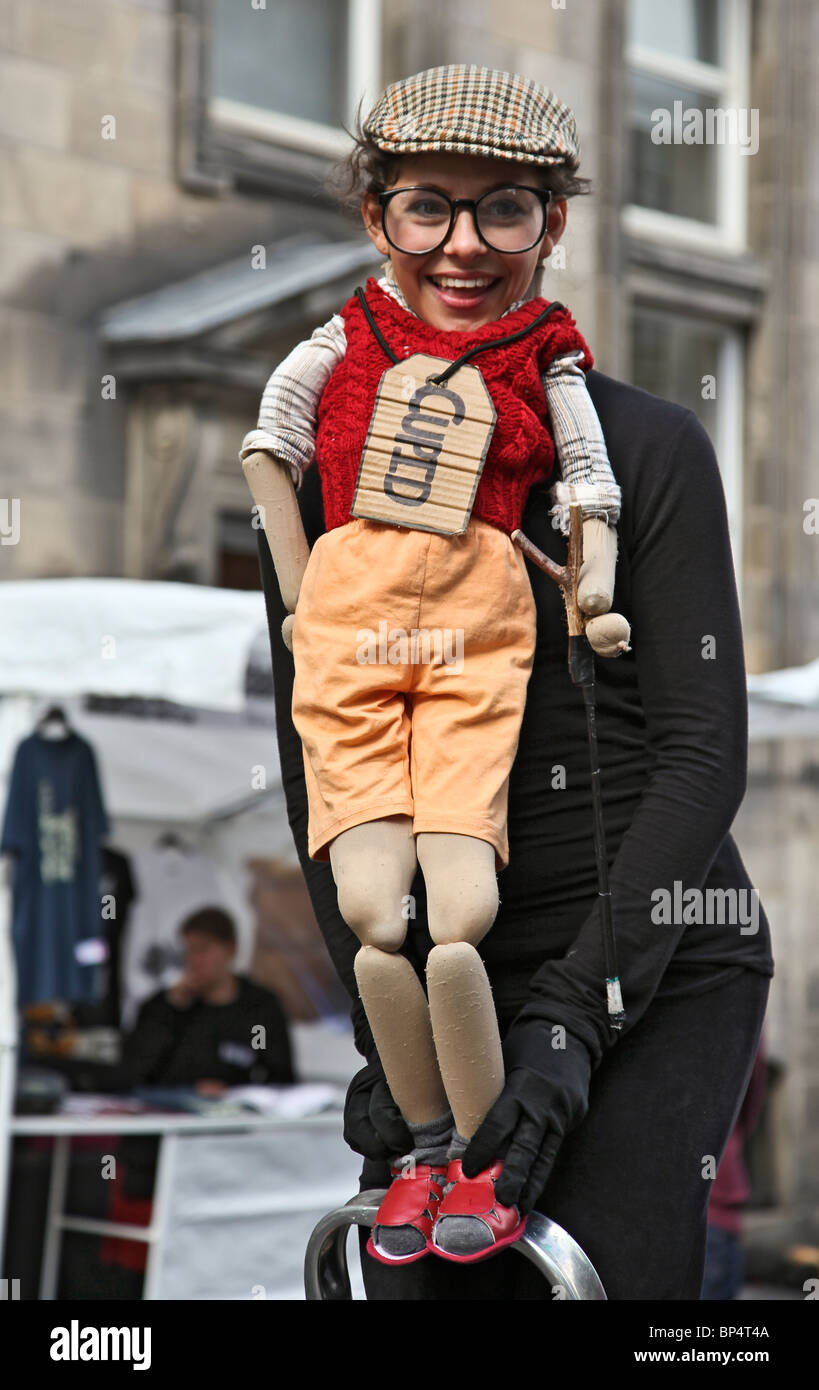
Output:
[{"xmin": 241, "ymin": 65, "xmax": 630, "ymax": 1265}]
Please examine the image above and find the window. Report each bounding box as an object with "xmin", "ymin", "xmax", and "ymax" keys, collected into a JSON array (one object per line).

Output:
[
  {"xmin": 209, "ymin": 0, "xmax": 381, "ymax": 157},
  {"xmin": 630, "ymin": 306, "xmax": 745, "ymax": 585},
  {"xmin": 624, "ymin": 0, "xmax": 752, "ymax": 250},
  {"xmin": 179, "ymin": 0, "xmax": 382, "ymax": 194}
]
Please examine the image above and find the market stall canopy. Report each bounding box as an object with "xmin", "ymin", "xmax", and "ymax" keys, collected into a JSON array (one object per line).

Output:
[{"xmin": 0, "ymin": 578, "xmax": 268, "ymax": 713}]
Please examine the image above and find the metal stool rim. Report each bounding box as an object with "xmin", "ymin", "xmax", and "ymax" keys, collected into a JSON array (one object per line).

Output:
[{"xmin": 304, "ymin": 1188, "xmax": 606, "ymax": 1300}]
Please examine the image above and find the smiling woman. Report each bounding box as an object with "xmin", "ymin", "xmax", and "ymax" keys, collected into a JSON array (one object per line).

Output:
[{"xmin": 240, "ymin": 62, "xmax": 633, "ymax": 1274}]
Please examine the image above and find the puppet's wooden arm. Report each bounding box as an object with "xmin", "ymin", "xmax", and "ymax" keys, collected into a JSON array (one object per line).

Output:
[
  {"xmin": 242, "ymin": 450, "xmax": 310, "ymax": 649},
  {"xmin": 578, "ymin": 518, "xmax": 617, "ymax": 615}
]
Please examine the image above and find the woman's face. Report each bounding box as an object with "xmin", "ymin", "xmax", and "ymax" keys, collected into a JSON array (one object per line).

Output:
[{"xmin": 361, "ymin": 151, "xmax": 567, "ymax": 331}]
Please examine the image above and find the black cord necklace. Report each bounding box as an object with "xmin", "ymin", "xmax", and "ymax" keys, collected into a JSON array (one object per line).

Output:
[{"xmin": 355, "ymin": 285, "xmax": 565, "ymax": 386}]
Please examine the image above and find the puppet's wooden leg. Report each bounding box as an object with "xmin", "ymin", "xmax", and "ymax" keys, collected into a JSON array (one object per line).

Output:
[
  {"xmin": 416, "ymin": 832, "xmax": 505, "ymax": 1138},
  {"xmin": 330, "ymin": 817, "xmax": 449, "ymax": 1124},
  {"xmin": 419, "ymin": 832, "xmax": 528, "ymax": 1259}
]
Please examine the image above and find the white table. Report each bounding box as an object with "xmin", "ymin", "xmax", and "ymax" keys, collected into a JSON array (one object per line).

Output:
[{"xmin": 9, "ymin": 1108, "xmax": 364, "ymax": 1299}]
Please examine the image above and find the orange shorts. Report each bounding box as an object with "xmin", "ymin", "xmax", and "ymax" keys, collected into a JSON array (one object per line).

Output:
[{"xmin": 290, "ymin": 517, "xmax": 536, "ymax": 870}]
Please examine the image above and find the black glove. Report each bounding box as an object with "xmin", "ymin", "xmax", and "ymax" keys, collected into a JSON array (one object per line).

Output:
[
  {"xmin": 461, "ymin": 1020, "xmax": 593, "ymax": 1214},
  {"xmin": 342, "ymin": 1056, "xmax": 414, "ymax": 1162}
]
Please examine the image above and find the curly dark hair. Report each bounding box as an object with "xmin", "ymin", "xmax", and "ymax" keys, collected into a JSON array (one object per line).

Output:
[{"xmin": 323, "ymin": 91, "xmax": 592, "ymax": 219}]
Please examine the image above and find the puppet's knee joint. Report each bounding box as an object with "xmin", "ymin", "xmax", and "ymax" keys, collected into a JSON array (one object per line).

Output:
[
  {"xmin": 354, "ymin": 943, "xmax": 404, "ymax": 994},
  {"xmin": 337, "ymin": 884, "xmax": 406, "ymax": 952},
  {"xmin": 427, "ymin": 881, "xmax": 499, "ymax": 948},
  {"xmin": 425, "ymin": 940, "xmax": 481, "ymax": 983}
]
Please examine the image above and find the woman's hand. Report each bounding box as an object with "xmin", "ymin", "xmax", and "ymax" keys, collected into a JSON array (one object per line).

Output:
[
  {"xmin": 461, "ymin": 1020, "xmax": 592, "ymax": 1214},
  {"xmin": 343, "ymin": 1057, "xmax": 414, "ymax": 1162}
]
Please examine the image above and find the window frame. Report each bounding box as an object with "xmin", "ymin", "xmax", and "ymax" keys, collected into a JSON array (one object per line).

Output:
[
  {"xmin": 628, "ymin": 302, "xmax": 746, "ymax": 595},
  {"xmin": 175, "ymin": 0, "xmax": 383, "ymax": 198},
  {"xmin": 622, "ymin": 0, "xmax": 752, "ymax": 252}
]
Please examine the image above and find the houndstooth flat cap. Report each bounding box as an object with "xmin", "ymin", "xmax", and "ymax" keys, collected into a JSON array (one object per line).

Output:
[{"xmin": 363, "ymin": 63, "xmax": 580, "ymax": 168}]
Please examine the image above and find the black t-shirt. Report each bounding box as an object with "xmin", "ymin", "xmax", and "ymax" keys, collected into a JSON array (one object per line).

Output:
[
  {"xmin": 120, "ymin": 975, "xmax": 296, "ymax": 1088},
  {"xmin": 258, "ymin": 367, "xmax": 774, "ymax": 1073}
]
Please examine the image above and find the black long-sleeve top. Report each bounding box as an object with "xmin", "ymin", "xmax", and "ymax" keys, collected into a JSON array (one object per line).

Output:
[
  {"xmin": 119, "ymin": 976, "xmax": 296, "ymax": 1088},
  {"xmin": 257, "ymin": 367, "xmax": 774, "ymax": 1074}
]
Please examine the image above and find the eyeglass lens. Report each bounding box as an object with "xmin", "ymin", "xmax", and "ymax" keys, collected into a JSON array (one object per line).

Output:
[{"xmin": 383, "ymin": 187, "xmax": 547, "ymax": 253}]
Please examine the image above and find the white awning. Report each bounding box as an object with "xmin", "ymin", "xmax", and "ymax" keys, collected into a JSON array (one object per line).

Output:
[{"xmin": 0, "ymin": 578, "xmax": 268, "ymax": 713}]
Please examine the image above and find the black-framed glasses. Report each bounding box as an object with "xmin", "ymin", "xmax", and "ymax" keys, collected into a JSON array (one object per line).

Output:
[{"xmin": 377, "ymin": 184, "xmax": 552, "ymax": 255}]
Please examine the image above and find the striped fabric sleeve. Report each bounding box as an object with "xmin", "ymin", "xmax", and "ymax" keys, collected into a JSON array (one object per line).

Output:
[
  {"xmin": 541, "ymin": 351, "xmax": 622, "ymax": 535},
  {"xmin": 238, "ymin": 314, "xmax": 347, "ymax": 489}
]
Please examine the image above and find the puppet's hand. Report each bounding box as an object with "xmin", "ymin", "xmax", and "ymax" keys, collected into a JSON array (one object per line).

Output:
[
  {"xmin": 281, "ymin": 614, "xmax": 295, "ymax": 651},
  {"xmin": 584, "ymin": 611, "xmax": 631, "ymax": 658},
  {"xmin": 461, "ymin": 1021, "xmax": 592, "ymax": 1214},
  {"xmin": 343, "ymin": 1058, "xmax": 414, "ymax": 1162}
]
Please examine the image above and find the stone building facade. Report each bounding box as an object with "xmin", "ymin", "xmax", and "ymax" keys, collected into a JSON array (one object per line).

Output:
[{"xmin": 1, "ymin": 0, "xmax": 817, "ymax": 1217}]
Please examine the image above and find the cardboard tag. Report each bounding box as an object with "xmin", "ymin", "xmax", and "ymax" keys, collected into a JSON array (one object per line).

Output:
[{"xmin": 350, "ymin": 353, "xmax": 496, "ymax": 535}]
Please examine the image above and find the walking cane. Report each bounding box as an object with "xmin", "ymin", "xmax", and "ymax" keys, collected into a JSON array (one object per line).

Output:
[{"xmin": 512, "ymin": 498, "xmax": 626, "ymax": 1030}]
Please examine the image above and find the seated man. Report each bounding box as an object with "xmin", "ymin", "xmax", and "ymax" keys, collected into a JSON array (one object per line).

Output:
[
  {"xmin": 98, "ymin": 907, "xmax": 297, "ymax": 1287},
  {"xmin": 120, "ymin": 905, "xmax": 296, "ymax": 1092}
]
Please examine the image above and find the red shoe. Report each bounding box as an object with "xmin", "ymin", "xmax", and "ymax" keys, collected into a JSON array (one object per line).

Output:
[
  {"xmin": 366, "ymin": 1162, "xmax": 448, "ymax": 1266},
  {"xmin": 431, "ymin": 1158, "xmax": 526, "ymax": 1263}
]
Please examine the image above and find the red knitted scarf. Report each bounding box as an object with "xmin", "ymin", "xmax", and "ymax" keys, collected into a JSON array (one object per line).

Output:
[{"xmin": 314, "ymin": 276, "xmax": 594, "ymax": 536}]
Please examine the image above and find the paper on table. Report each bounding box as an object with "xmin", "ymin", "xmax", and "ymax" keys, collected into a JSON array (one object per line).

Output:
[
  {"xmin": 60, "ymin": 1094, "xmax": 150, "ymax": 1115},
  {"xmin": 224, "ymin": 1083, "xmax": 344, "ymax": 1117}
]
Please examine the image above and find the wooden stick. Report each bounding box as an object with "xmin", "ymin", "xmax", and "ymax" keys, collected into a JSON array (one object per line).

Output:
[
  {"xmin": 511, "ymin": 499, "xmax": 585, "ymax": 637},
  {"xmin": 565, "ymin": 503, "xmax": 584, "ymax": 638}
]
